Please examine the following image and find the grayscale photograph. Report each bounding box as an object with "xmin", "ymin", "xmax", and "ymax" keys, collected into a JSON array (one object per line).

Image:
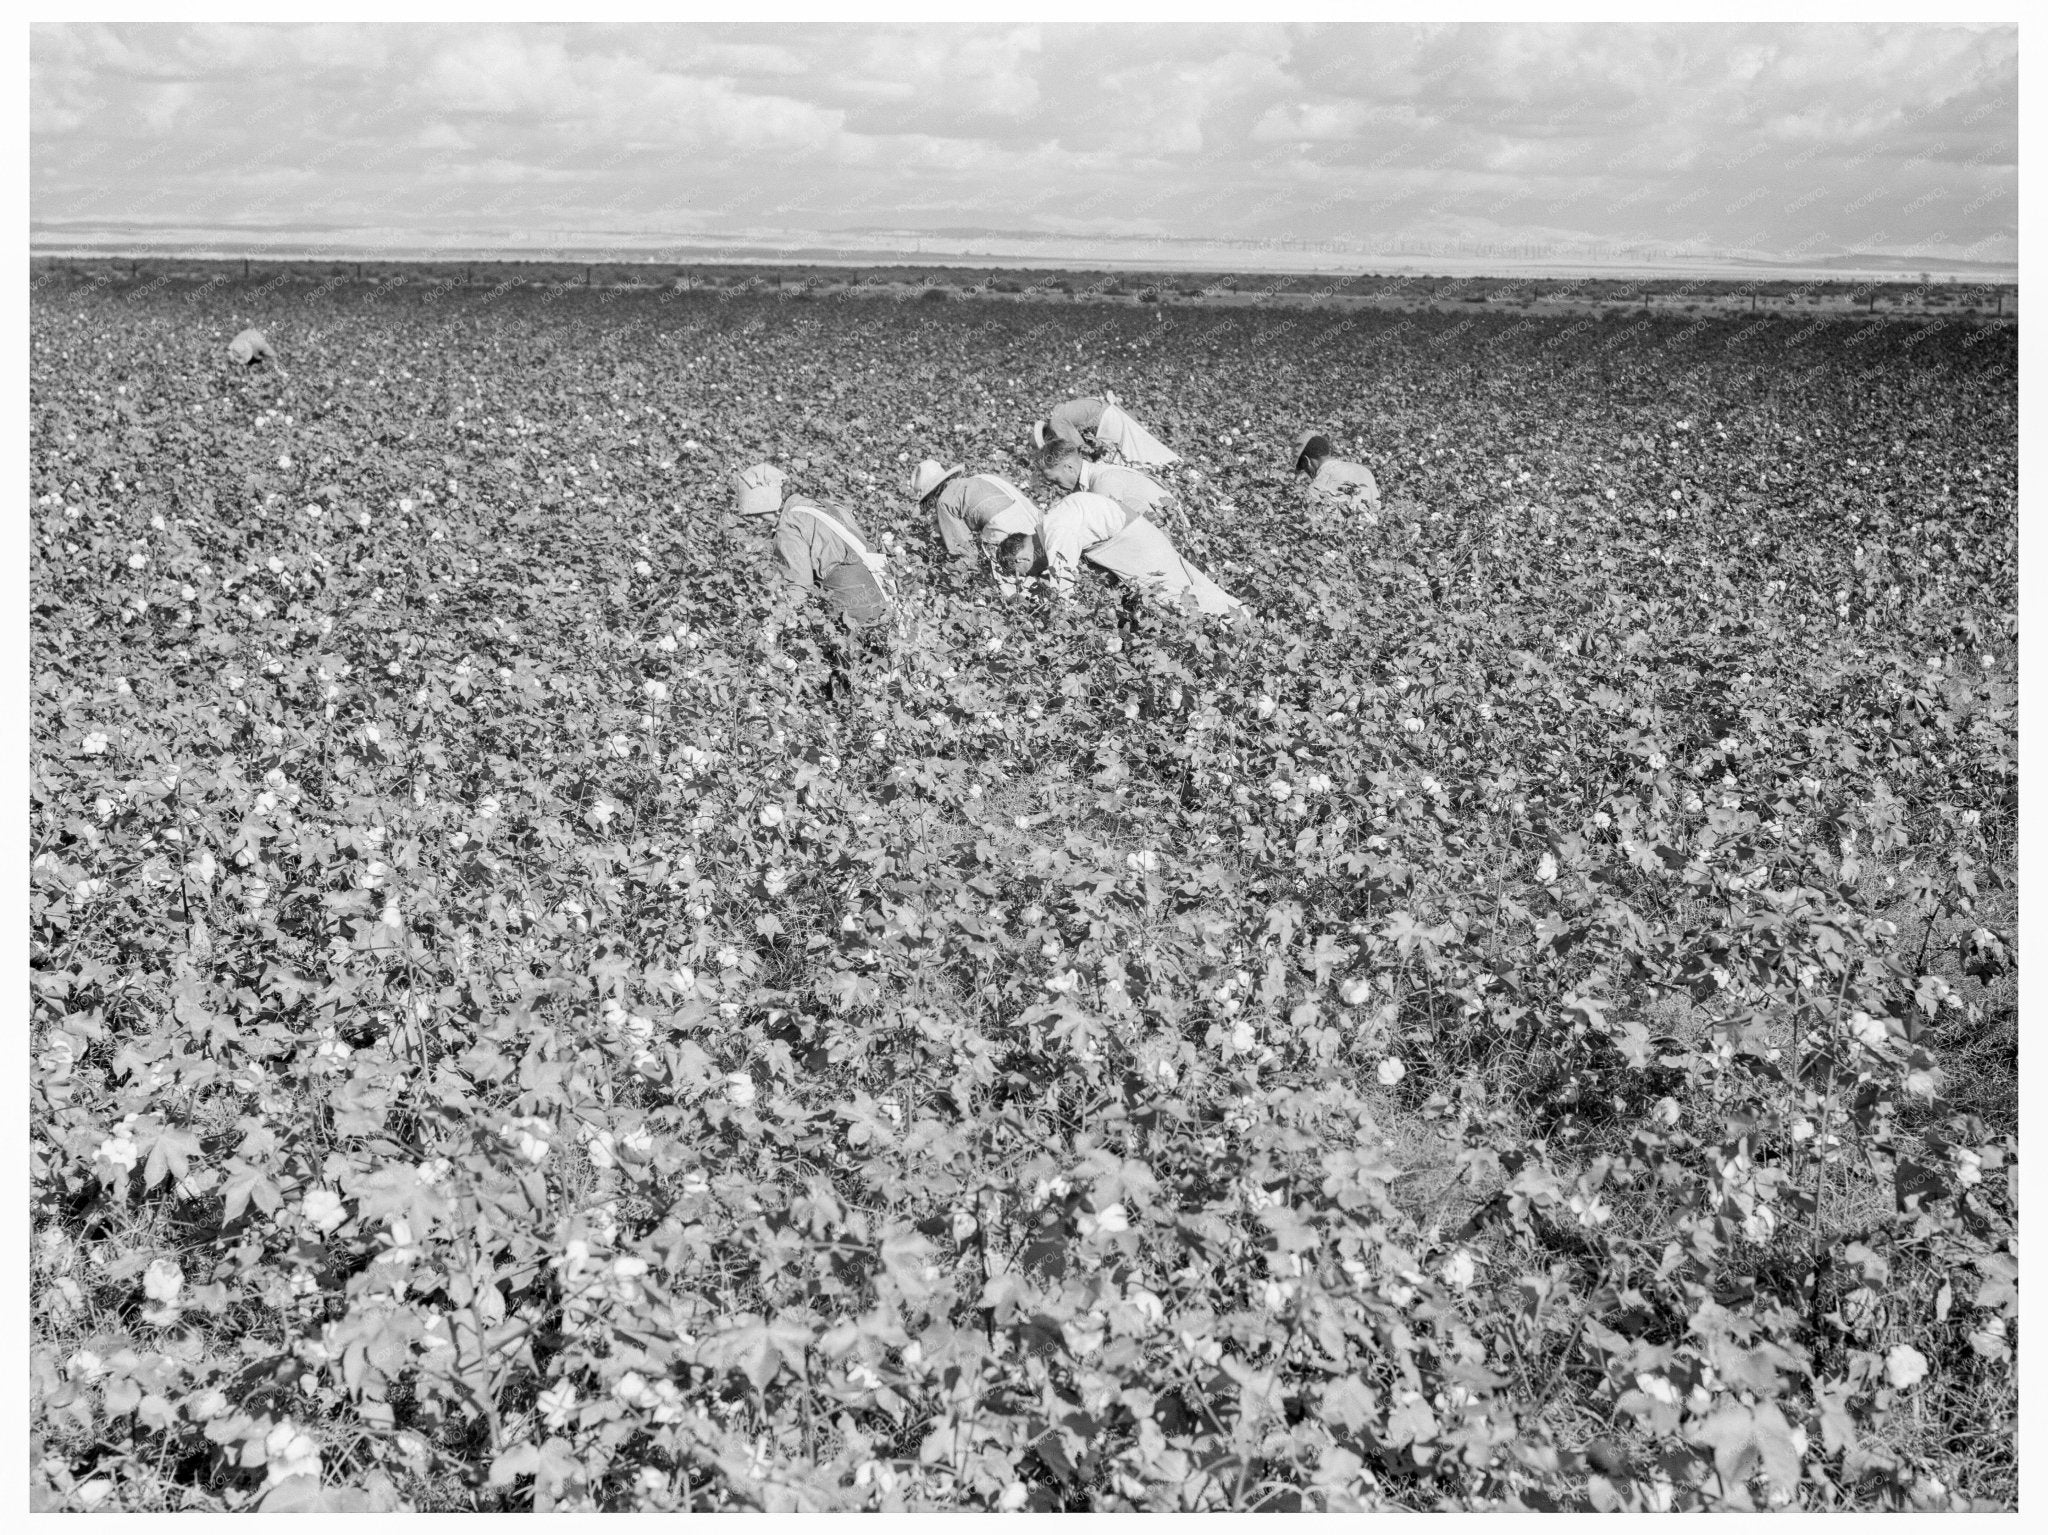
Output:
[{"xmin": 27, "ymin": 19, "xmax": 2017, "ymax": 1513}]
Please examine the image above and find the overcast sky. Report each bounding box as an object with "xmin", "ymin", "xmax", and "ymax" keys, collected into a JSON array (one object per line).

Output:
[{"xmin": 30, "ymin": 22, "xmax": 2017, "ymax": 265}]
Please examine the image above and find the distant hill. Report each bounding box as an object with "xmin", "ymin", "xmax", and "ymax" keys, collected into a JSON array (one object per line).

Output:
[
  {"xmin": 1727, "ymin": 251, "xmax": 2018, "ymax": 274},
  {"xmin": 27, "ymin": 220, "xmax": 2017, "ymax": 285}
]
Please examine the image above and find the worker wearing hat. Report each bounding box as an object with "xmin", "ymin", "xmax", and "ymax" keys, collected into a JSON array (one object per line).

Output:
[
  {"xmin": 906, "ymin": 458, "xmax": 1042, "ymax": 567},
  {"xmin": 1034, "ymin": 438, "xmax": 1183, "ymax": 530},
  {"xmin": 731, "ymin": 462, "xmax": 891, "ymax": 627},
  {"xmin": 733, "ymin": 462, "xmax": 892, "ymax": 701},
  {"xmin": 1029, "ymin": 391, "xmax": 1181, "ymax": 468},
  {"xmin": 995, "ymin": 490, "xmax": 1241, "ymax": 619},
  {"xmin": 1293, "ymin": 429, "xmax": 1381, "ymax": 515}
]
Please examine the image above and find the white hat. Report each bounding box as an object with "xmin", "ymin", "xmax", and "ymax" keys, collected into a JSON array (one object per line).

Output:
[
  {"xmin": 907, "ymin": 459, "xmax": 962, "ymax": 501},
  {"xmin": 1029, "ymin": 420, "xmax": 1053, "ymax": 449},
  {"xmin": 731, "ymin": 462, "xmax": 786, "ymax": 516}
]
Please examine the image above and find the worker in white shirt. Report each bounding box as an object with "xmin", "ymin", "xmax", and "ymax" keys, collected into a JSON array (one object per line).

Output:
[
  {"xmin": 906, "ymin": 458, "xmax": 1042, "ymax": 569},
  {"xmin": 1293, "ymin": 430, "xmax": 1381, "ymax": 516},
  {"xmin": 228, "ymin": 327, "xmax": 277, "ymax": 368},
  {"xmin": 994, "ymin": 491, "xmax": 1242, "ymax": 618},
  {"xmin": 1034, "ymin": 439, "xmax": 1183, "ymax": 530},
  {"xmin": 1029, "ymin": 391, "xmax": 1181, "ymax": 467},
  {"xmin": 733, "ymin": 462, "xmax": 892, "ymax": 699}
]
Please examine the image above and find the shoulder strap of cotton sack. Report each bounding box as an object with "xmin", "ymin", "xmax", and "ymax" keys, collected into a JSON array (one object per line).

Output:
[
  {"xmin": 795, "ymin": 499, "xmax": 891, "ymax": 580},
  {"xmin": 794, "ymin": 500, "xmax": 870, "ymax": 555},
  {"xmin": 975, "ymin": 473, "xmax": 1036, "ymax": 514},
  {"xmin": 1077, "ymin": 484, "xmax": 1141, "ymax": 535}
]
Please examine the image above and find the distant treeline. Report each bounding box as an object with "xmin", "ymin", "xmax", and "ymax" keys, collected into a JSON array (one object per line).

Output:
[{"xmin": 27, "ymin": 254, "xmax": 2018, "ymax": 313}]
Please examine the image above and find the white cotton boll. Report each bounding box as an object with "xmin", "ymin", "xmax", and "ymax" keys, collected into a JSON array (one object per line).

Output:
[
  {"xmin": 302, "ymin": 1188, "xmax": 347, "ymax": 1233},
  {"xmin": 1885, "ymin": 1344, "xmax": 1929, "ymax": 1389},
  {"xmin": 1086, "ymin": 1203, "xmax": 1128, "ymax": 1234},
  {"xmin": 1637, "ymin": 1372, "xmax": 1680, "ymax": 1407},
  {"xmin": 95, "ymin": 1127, "xmax": 140, "ymax": 1175},
  {"xmin": 1377, "ymin": 1057, "xmax": 1406, "ymax": 1086},
  {"xmin": 504, "ymin": 1121, "xmax": 550, "ymax": 1164},
  {"xmin": 68, "ymin": 1348, "xmax": 108, "ymax": 1382},
  {"xmin": 143, "ymin": 1257, "xmax": 183, "ymax": 1305},
  {"xmin": 1847, "ymin": 1011, "xmax": 1888, "ymax": 1050},
  {"xmin": 261, "ymin": 1424, "xmax": 321, "ymax": 1489}
]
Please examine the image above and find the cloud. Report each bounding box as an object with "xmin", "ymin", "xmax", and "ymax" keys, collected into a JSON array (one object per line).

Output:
[{"xmin": 28, "ymin": 21, "xmax": 2017, "ymax": 270}]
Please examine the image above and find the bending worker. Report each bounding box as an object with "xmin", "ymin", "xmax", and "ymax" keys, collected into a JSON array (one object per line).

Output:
[
  {"xmin": 994, "ymin": 490, "xmax": 1241, "ymax": 618},
  {"xmin": 1035, "ymin": 438, "xmax": 1183, "ymax": 530},
  {"xmin": 734, "ymin": 462, "xmax": 892, "ymax": 697},
  {"xmin": 1293, "ymin": 429, "xmax": 1381, "ymax": 514},
  {"xmin": 1029, "ymin": 391, "xmax": 1181, "ymax": 467},
  {"xmin": 907, "ymin": 457, "xmax": 1041, "ymax": 567},
  {"xmin": 228, "ymin": 327, "xmax": 276, "ymax": 368}
]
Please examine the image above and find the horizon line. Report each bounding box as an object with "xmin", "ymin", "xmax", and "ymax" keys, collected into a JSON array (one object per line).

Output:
[{"xmin": 26, "ymin": 245, "xmax": 2017, "ymax": 286}]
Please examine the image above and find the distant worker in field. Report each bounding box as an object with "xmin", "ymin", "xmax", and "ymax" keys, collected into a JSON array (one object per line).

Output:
[
  {"xmin": 1030, "ymin": 390, "xmax": 1181, "ymax": 467},
  {"xmin": 995, "ymin": 490, "xmax": 1242, "ymax": 618},
  {"xmin": 228, "ymin": 328, "xmax": 277, "ymax": 369},
  {"xmin": 1293, "ymin": 429, "xmax": 1380, "ymax": 517},
  {"xmin": 906, "ymin": 457, "xmax": 1042, "ymax": 569},
  {"xmin": 1035, "ymin": 439, "xmax": 1185, "ymax": 531},
  {"xmin": 734, "ymin": 462, "xmax": 892, "ymax": 698}
]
